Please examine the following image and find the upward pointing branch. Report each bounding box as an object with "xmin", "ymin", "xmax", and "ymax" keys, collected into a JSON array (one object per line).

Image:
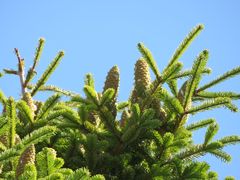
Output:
[
  {"xmin": 31, "ymin": 51, "xmax": 64, "ymax": 96},
  {"xmin": 165, "ymin": 24, "xmax": 204, "ymax": 71},
  {"xmin": 24, "ymin": 38, "xmax": 45, "ymax": 87}
]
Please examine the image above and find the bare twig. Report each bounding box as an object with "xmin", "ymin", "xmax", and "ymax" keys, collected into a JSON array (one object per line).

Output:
[{"xmin": 14, "ymin": 48, "xmax": 26, "ymax": 95}]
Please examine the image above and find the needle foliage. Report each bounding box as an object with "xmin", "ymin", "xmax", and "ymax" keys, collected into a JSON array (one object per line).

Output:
[{"xmin": 0, "ymin": 24, "xmax": 240, "ymax": 180}]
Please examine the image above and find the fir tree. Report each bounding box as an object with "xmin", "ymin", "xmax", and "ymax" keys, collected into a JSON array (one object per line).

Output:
[{"xmin": 0, "ymin": 24, "xmax": 240, "ymax": 179}]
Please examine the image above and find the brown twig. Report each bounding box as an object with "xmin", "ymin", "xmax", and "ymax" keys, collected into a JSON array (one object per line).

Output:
[{"xmin": 14, "ymin": 48, "xmax": 26, "ymax": 95}]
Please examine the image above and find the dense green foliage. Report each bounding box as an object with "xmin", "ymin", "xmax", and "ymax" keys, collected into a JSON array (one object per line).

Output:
[{"xmin": 0, "ymin": 25, "xmax": 240, "ymax": 179}]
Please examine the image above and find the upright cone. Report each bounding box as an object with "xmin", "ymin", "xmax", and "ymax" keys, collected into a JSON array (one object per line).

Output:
[
  {"xmin": 134, "ymin": 58, "xmax": 151, "ymax": 90},
  {"xmin": 103, "ymin": 66, "xmax": 120, "ymax": 96},
  {"xmin": 23, "ymin": 92, "xmax": 37, "ymax": 115},
  {"xmin": 103, "ymin": 66, "xmax": 120, "ymax": 117},
  {"xmin": 16, "ymin": 144, "xmax": 35, "ymax": 178},
  {"xmin": 131, "ymin": 58, "xmax": 151, "ymax": 103}
]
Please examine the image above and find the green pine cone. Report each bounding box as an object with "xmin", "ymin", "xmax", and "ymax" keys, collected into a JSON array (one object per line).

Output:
[
  {"xmin": 132, "ymin": 58, "xmax": 151, "ymax": 101},
  {"xmin": 16, "ymin": 144, "xmax": 36, "ymax": 178},
  {"xmin": 134, "ymin": 58, "xmax": 151, "ymax": 90},
  {"xmin": 103, "ymin": 65, "xmax": 120, "ymax": 96},
  {"xmin": 103, "ymin": 66, "xmax": 120, "ymax": 117},
  {"xmin": 23, "ymin": 92, "xmax": 37, "ymax": 113}
]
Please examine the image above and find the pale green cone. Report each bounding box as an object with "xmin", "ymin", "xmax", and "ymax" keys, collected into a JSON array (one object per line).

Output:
[
  {"xmin": 103, "ymin": 66, "xmax": 120, "ymax": 117},
  {"xmin": 134, "ymin": 58, "xmax": 151, "ymax": 90},
  {"xmin": 131, "ymin": 58, "xmax": 151, "ymax": 102},
  {"xmin": 16, "ymin": 144, "xmax": 35, "ymax": 178},
  {"xmin": 103, "ymin": 66, "xmax": 120, "ymax": 96},
  {"xmin": 23, "ymin": 92, "xmax": 37, "ymax": 116}
]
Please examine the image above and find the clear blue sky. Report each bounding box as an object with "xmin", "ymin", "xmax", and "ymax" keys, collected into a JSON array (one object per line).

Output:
[{"xmin": 0, "ymin": 1, "xmax": 240, "ymax": 179}]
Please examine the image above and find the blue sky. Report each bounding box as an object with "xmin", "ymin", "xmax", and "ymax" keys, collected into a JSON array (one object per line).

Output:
[{"xmin": 0, "ymin": 1, "xmax": 240, "ymax": 178}]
